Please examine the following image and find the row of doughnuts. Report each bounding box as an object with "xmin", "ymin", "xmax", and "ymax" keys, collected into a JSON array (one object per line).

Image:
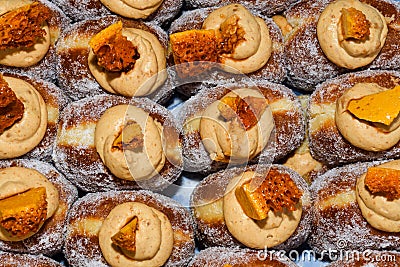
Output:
[{"xmin": 0, "ymin": 0, "xmax": 400, "ymax": 266}]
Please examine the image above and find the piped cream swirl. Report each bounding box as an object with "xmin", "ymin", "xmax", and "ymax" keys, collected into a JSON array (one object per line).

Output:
[{"xmin": 100, "ymin": 0, "xmax": 164, "ymax": 19}]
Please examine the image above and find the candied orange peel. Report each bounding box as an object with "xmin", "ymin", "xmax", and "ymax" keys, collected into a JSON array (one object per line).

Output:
[
  {"xmin": 111, "ymin": 216, "xmax": 138, "ymax": 252},
  {"xmin": 0, "ymin": 74, "xmax": 24, "ymax": 135},
  {"xmin": 0, "ymin": 2, "xmax": 51, "ymax": 50},
  {"xmin": 89, "ymin": 21, "xmax": 139, "ymax": 72},
  {"xmin": 341, "ymin": 7, "xmax": 371, "ymax": 41},
  {"xmin": 365, "ymin": 167, "xmax": 400, "ymax": 201},
  {"xmin": 218, "ymin": 95, "xmax": 268, "ymax": 130},
  {"xmin": 112, "ymin": 120, "xmax": 144, "ymax": 151},
  {"xmin": 235, "ymin": 169, "xmax": 303, "ymax": 220},
  {"xmin": 0, "ymin": 187, "xmax": 47, "ymax": 238}
]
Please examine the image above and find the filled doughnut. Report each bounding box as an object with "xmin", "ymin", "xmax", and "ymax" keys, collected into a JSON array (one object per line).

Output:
[
  {"xmin": 190, "ymin": 164, "xmax": 312, "ymax": 250},
  {"xmin": 52, "ymin": 94, "xmax": 182, "ymax": 192},
  {"xmin": 0, "ymin": 159, "xmax": 78, "ymax": 256},
  {"xmin": 308, "ymin": 70, "xmax": 400, "ymax": 166},
  {"xmin": 56, "ymin": 16, "xmax": 172, "ymax": 103},
  {"xmin": 0, "ymin": 0, "xmax": 70, "ymax": 82},
  {"xmin": 64, "ymin": 190, "xmax": 195, "ymax": 267}
]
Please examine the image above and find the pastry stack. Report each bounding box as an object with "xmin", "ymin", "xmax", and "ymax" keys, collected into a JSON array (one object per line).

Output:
[{"xmin": 0, "ymin": 0, "xmax": 399, "ymax": 266}]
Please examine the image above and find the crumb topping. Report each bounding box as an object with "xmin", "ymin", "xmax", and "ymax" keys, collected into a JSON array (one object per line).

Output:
[
  {"xmin": 0, "ymin": 75, "xmax": 24, "ymax": 135},
  {"xmin": 89, "ymin": 21, "xmax": 139, "ymax": 72},
  {"xmin": 365, "ymin": 167, "xmax": 400, "ymax": 201},
  {"xmin": 341, "ymin": 7, "xmax": 371, "ymax": 41},
  {"xmin": 0, "ymin": 2, "xmax": 51, "ymax": 50},
  {"xmin": 216, "ymin": 14, "xmax": 246, "ymax": 56}
]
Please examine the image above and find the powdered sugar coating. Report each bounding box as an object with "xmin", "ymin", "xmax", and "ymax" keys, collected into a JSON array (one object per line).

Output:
[
  {"xmin": 190, "ymin": 164, "xmax": 312, "ymax": 251},
  {"xmin": 309, "ymin": 160, "xmax": 400, "ymax": 254},
  {"xmin": 1, "ymin": 72, "xmax": 70, "ymax": 162},
  {"xmin": 168, "ymin": 7, "xmax": 286, "ymax": 96},
  {"xmin": 0, "ymin": 0, "xmax": 71, "ymax": 83},
  {"xmin": 64, "ymin": 190, "xmax": 195, "ymax": 267},
  {"xmin": 49, "ymin": 0, "xmax": 183, "ymax": 26},
  {"xmin": 283, "ymin": 0, "xmax": 400, "ymax": 91},
  {"xmin": 184, "ymin": 0, "xmax": 299, "ymax": 16},
  {"xmin": 56, "ymin": 16, "xmax": 173, "ymax": 104},
  {"xmin": 52, "ymin": 94, "xmax": 182, "ymax": 192},
  {"xmin": 0, "ymin": 251, "xmax": 63, "ymax": 267},
  {"xmin": 308, "ymin": 70, "xmax": 400, "ymax": 167},
  {"xmin": 188, "ymin": 246, "xmax": 299, "ymax": 267},
  {"xmin": 177, "ymin": 79, "xmax": 305, "ymax": 173},
  {"xmin": 0, "ymin": 159, "xmax": 78, "ymax": 256}
]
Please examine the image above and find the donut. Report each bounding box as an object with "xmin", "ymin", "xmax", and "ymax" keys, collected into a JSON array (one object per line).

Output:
[
  {"xmin": 327, "ymin": 250, "xmax": 400, "ymax": 266},
  {"xmin": 63, "ymin": 190, "xmax": 195, "ymax": 267},
  {"xmin": 52, "ymin": 94, "xmax": 182, "ymax": 192},
  {"xmin": 279, "ymin": 0, "xmax": 400, "ymax": 91},
  {"xmin": 0, "ymin": 251, "xmax": 63, "ymax": 267},
  {"xmin": 309, "ymin": 160, "xmax": 400, "ymax": 254},
  {"xmin": 308, "ymin": 70, "xmax": 400, "ymax": 166},
  {"xmin": 56, "ymin": 16, "xmax": 173, "ymax": 103},
  {"xmin": 0, "ymin": 159, "xmax": 78, "ymax": 256},
  {"xmin": 0, "ymin": 72, "xmax": 69, "ymax": 161},
  {"xmin": 187, "ymin": 246, "xmax": 298, "ymax": 267},
  {"xmin": 177, "ymin": 79, "xmax": 305, "ymax": 173},
  {"xmin": 50, "ymin": 0, "xmax": 183, "ymax": 26},
  {"xmin": 190, "ymin": 164, "xmax": 312, "ymax": 250},
  {"xmin": 184, "ymin": 0, "xmax": 299, "ymax": 17},
  {"xmin": 168, "ymin": 4, "xmax": 286, "ymax": 96},
  {"xmin": 0, "ymin": 0, "xmax": 70, "ymax": 82}
]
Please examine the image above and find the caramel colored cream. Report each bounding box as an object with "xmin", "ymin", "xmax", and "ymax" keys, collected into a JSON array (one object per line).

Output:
[
  {"xmin": 317, "ymin": 0, "xmax": 387, "ymax": 69},
  {"xmin": 95, "ymin": 105, "xmax": 165, "ymax": 181},
  {"xmin": 100, "ymin": 0, "xmax": 163, "ymax": 19},
  {"xmin": 99, "ymin": 202, "xmax": 173, "ymax": 267},
  {"xmin": 0, "ymin": 0, "xmax": 51, "ymax": 67},
  {"xmin": 0, "ymin": 76, "xmax": 47, "ymax": 159},
  {"xmin": 356, "ymin": 160, "xmax": 400, "ymax": 232},
  {"xmin": 0, "ymin": 167, "xmax": 59, "ymax": 241},
  {"xmin": 89, "ymin": 28, "xmax": 166, "ymax": 97},
  {"xmin": 335, "ymin": 83, "xmax": 400, "ymax": 151},
  {"xmin": 199, "ymin": 88, "xmax": 274, "ymax": 164},
  {"xmin": 223, "ymin": 171, "xmax": 302, "ymax": 248},
  {"xmin": 202, "ymin": 4, "xmax": 272, "ymax": 74}
]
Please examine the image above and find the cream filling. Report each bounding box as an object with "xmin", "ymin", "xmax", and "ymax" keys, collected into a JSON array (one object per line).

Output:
[
  {"xmin": 0, "ymin": 0, "xmax": 51, "ymax": 67},
  {"xmin": 100, "ymin": 0, "xmax": 163, "ymax": 19},
  {"xmin": 199, "ymin": 89, "xmax": 274, "ymax": 164},
  {"xmin": 223, "ymin": 171, "xmax": 302, "ymax": 249},
  {"xmin": 317, "ymin": 0, "xmax": 387, "ymax": 69},
  {"xmin": 0, "ymin": 76, "xmax": 47, "ymax": 159},
  {"xmin": 202, "ymin": 4, "xmax": 272, "ymax": 74},
  {"xmin": 99, "ymin": 202, "xmax": 173, "ymax": 267},
  {"xmin": 89, "ymin": 28, "xmax": 166, "ymax": 97},
  {"xmin": 356, "ymin": 160, "xmax": 400, "ymax": 232},
  {"xmin": 335, "ymin": 83, "xmax": 400, "ymax": 151},
  {"xmin": 0, "ymin": 167, "xmax": 59, "ymax": 242},
  {"xmin": 95, "ymin": 105, "xmax": 165, "ymax": 182}
]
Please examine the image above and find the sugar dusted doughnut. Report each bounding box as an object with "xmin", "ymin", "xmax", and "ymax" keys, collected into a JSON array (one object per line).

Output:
[
  {"xmin": 0, "ymin": 251, "xmax": 63, "ymax": 267},
  {"xmin": 190, "ymin": 164, "xmax": 312, "ymax": 250},
  {"xmin": 64, "ymin": 190, "xmax": 195, "ymax": 267},
  {"xmin": 0, "ymin": 0, "xmax": 70, "ymax": 82},
  {"xmin": 280, "ymin": 0, "xmax": 400, "ymax": 91},
  {"xmin": 50, "ymin": 0, "xmax": 183, "ymax": 26},
  {"xmin": 0, "ymin": 72, "xmax": 69, "ymax": 161},
  {"xmin": 177, "ymin": 80, "xmax": 304, "ymax": 173},
  {"xmin": 188, "ymin": 247, "xmax": 299, "ymax": 267},
  {"xmin": 56, "ymin": 16, "xmax": 173, "ymax": 103},
  {"xmin": 0, "ymin": 159, "xmax": 78, "ymax": 256},
  {"xmin": 308, "ymin": 70, "xmax": 400, "ymax": 166},
  {"xmin": 309, "ymin": 160, "xmax": 400, "ymax": 254},
  {"xmin": 52, "ymin": 94, "xmax": 182, "ymax": 192}
]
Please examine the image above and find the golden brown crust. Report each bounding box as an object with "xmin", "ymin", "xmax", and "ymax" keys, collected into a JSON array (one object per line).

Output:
[
  {"xmin": 308, "ymin": 70, "xmax": 400, "ymax": 166},
  {"xmin": 0, "ymin": 159, "xmax": 78, "ymax": 256},
  {"xmin": 64, "ymin": 190, "xmax": 195, "ymax": 267},
  {"xmin": 190, "ymin": 164, "xmax": 312, "ymax": 250}
]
